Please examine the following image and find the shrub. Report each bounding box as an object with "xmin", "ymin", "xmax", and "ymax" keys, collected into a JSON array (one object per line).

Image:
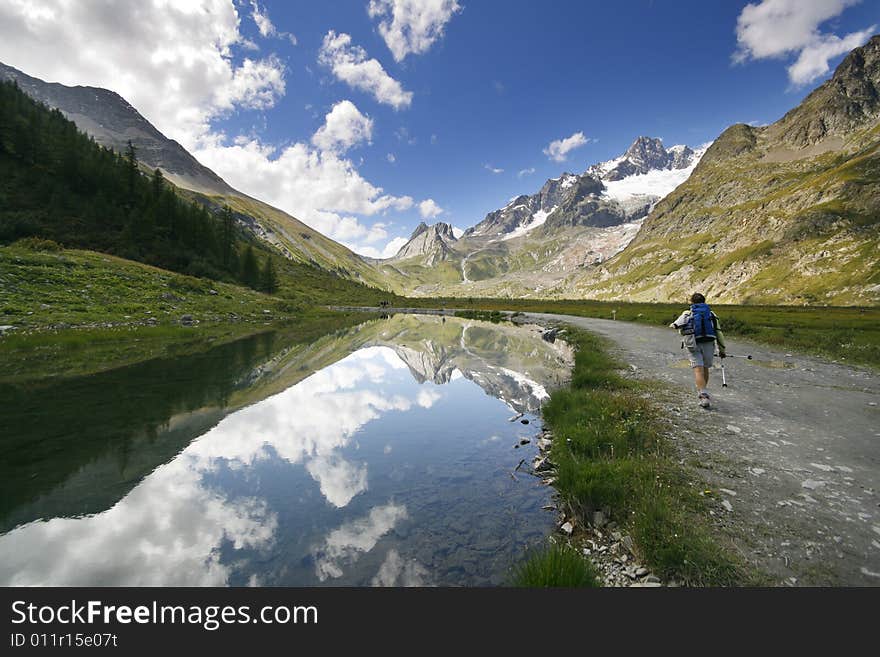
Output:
[{"xmin": 12, "ymin": 237, "xmax": 63, "ymax": 252}]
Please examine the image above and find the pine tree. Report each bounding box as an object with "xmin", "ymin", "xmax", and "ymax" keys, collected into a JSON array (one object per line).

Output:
[
  {"xmin": 220, "ymin": 204, "xmax": 235, "ymax": 267},
  {"xmin": 260, "ymin": 255, "xmax": 278, "ymax": 294},
  {"xmin": 240, "ymin": 245, "xmax": 259, "ymax": 289},
  {"xmin": 150, "ymin": 167, "xmax": 164, "ymax": 198},
  {"xmin": 124, "ymin": 139, "xmax": 138, "ymax": 203}
]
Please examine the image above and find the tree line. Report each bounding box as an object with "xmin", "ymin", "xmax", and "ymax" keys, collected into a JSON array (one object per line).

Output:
[{"xmin": 0, "ymin": 79, "xmax": 278, "ymax": 293}]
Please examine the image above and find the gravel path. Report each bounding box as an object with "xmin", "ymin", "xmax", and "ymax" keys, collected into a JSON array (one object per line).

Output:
[{"xmin": 524, "ymin": 313, "xmax": 880, "ymax": 586}]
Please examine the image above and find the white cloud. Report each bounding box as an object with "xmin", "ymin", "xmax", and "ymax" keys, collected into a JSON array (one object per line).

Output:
[
  {"xmin": 733, "ymin": 0, "xmax": 874, "ymax": 85},
  {"xmin": 543, "ymin": 132, "xmax": 589, "ymax": 162},
  {"xmin": 306, "ymin": 455, "xmax": 368, "ymax": 508},
  {"xmin": 311, "ymin": 100, "xmax": 374, "ymax": 154},
  {"xmin": 387, "ymin": 152, "xmax": 396, "ymax": 163},
  {"xmin": 0, "ymin": 0, "xmax": 286, "ymax": 151},
  {"xmin": 314, "ymin": 503, "xmax": 408, "ymax": 581},
  {"xmin": 318, "ymin": 30, "xmax": 413, "ymax": 110},
  {"xmin": 372, "ymin": 549, "xmax": 430, "ymax": 586},
  {"xmin": 787, "ymin": 27, "xmax": 876, "ymax": 84},
  {"xmin": 194, "ymin": 136, "xmax": 413, "ymax": 245},
  {"xmin": 383, "ymin": 236, "xmax": 410, "ymax": 257},
  {"xmin": 484, "ymin": 164, "xmax": 504, "ymax": 174},
  {"xmin": 416, "ymin": 388, "xmax": 442, "ymax": 408},
  {"xmin": 368, "ymin": 0, "xmax": 462, "ymax": 62},
  {"xmin": 250, "ymin": 1, "xmax": 297, "ymax": 44},
  {"xmin": 419, "ymin": 198, "xmax": 444, "ymax": 218},
  {"xmin": 220, "ymin": 54, "xmax": 286, "ymax": 111},
  {"xmin": 251, "ymin": 1, "xmax": 275, "ymax": 37},
  {"xmin": 331, "ymin": 218, "xmax": 392, "ymax": 244},
  {"xmin": 352, "ymin": 236, "xmax": 409, "ymax": 259},
  {"xmin": 518, "ymin": 167, "xmax": 536, "ymax": 178},
  {"xmin": 0, "ymin": 456, "xmax": 278, "ymax": 586}
]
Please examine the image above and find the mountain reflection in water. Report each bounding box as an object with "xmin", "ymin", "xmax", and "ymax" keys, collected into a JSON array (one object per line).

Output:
[{"xmin": 0, "ymin": 315, "xmax": 571, "ymax": 586}]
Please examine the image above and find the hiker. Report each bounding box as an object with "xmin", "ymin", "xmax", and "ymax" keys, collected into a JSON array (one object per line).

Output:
[{"xmin": 670, "ymin": 293, "xmax": 726, "ymax": 408}]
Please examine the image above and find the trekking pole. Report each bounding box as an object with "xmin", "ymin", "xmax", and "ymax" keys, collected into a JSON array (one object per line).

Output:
[
  {"xmin": 715, "ymin": 351, "xmax": 730, "ymax": 387},
  {"xmin": 724, "ymin": 354, "xmax": 752, "ymax": 359}
]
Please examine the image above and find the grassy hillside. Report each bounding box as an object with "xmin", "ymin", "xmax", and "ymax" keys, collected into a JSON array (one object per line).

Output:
[{"xmin": 0, "ymin": 241, "xmax": 399, "ymax": 334}]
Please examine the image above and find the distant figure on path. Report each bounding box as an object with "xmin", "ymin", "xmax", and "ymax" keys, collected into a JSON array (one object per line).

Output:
[{"xmin": 670, "ymin": 292, "xmax": 726, "ymax": 408}]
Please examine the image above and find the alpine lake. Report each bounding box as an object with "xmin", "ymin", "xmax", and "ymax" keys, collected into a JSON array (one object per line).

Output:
[{"xmin": 0, "ymin": 314, "xmax": 573, "ymax": 586}]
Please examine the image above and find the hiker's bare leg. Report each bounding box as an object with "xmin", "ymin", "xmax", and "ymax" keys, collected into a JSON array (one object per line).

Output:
[
  {"xmin": 694, "ymin": 367, "xmax": 708, "ymax": 390},
  {"xmin": 703, "ymin": 366, "xmax": 710, "ymax": 386}
]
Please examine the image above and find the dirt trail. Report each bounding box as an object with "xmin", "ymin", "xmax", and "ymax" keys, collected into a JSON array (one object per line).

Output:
[{"xmin": 524, "ymin": 313, "xmax": 880, "ymax": 586}]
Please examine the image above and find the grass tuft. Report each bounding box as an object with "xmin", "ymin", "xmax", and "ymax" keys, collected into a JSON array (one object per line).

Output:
[{"xmin": 511, "ymin": 542, "xmax": 600, "ymax": 588}]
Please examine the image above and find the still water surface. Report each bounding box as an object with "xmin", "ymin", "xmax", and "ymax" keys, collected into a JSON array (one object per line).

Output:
[{"xmin": 0, "ymin": 315, "xmax": 571, "ymax": 586}]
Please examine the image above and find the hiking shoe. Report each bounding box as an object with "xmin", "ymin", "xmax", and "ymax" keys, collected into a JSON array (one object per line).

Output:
[{"xmin": 698, "ymin": 392, "xmax": 711, "ymax": 409}]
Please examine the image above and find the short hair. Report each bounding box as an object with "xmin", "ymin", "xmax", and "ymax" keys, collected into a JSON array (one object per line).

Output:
[{"xmin": 691, "ymin": 292, "xmax": 706, "ymax": 304}]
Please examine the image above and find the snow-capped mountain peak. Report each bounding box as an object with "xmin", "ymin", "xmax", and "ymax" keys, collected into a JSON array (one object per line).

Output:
[
  {"xmin": 601, "ymin": 142, "xmax": 708, "ymax": 204},
  {"xmin": 588, "ymin": 136, "xmax": 702, "ymax": 182}
]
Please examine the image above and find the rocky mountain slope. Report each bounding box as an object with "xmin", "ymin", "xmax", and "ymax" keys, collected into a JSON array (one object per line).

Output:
[
  {"xmin": 574, "ymin": 35, "xmax": 880, "ymax": 305},
  {"xmin": 392, "ymin": 222, "xmax": 458, "ymax": 264},
  {"xmin": 0, "ymin": 62, "xmax": 387, "ymax": 289}
]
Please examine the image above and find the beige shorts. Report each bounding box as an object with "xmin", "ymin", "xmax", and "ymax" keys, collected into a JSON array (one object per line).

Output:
[{"xmin": 688, "ymin": 341, "xmax": 715, "ymax": 368}]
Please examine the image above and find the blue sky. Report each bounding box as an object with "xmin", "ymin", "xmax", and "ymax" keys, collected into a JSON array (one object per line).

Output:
[{"xmin": 0, "ymin": 1, "xmax": 877, "ymax": 257}]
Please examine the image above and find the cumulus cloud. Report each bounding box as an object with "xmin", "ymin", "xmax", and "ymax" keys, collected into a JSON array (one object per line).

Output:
[
  {"xmin": 311, "ymin": 100, "xmax": 374, "ymax": 154},
  {"xmin": 387, "ymin": 152, "xmax": 397, "ymax": 163},
  {"xmin": 543, "ymin": 132, "xmax": 589, "ymax": 162},
  {"xmin": 419, "ymin": 198, "xmax": 444, "ymax": 218},
  {"xmin": 356, "ymin": 236, "xmax": 410, "ymax": 259},
  {"xmin": 518, "ymin": 167, "xmax": 536, "ymax": 178},
  {"xmin": 733, "ymin": 0, "xmax": 875, "ymax": 85},
  {"xmin": 0, "ymin": 0, "xmax": 286, "ymax": 151},
  {"xmin": 368, "ymin": 0, "xmax": 462, "ymax": 62},
  {"xmin": 318, "ymin": 30, "xmax": 413, "ymax": 109},
  {"xmin": 194, "ymin": 136, "xmax": 412, "ymax": 246},
  {"xmin": 220, "ymin": 55, "xmax": 287, "ymax": 110},
  {"xmin": 484, "ymin": 164, "xmax": 504, "ymax": 174}
]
